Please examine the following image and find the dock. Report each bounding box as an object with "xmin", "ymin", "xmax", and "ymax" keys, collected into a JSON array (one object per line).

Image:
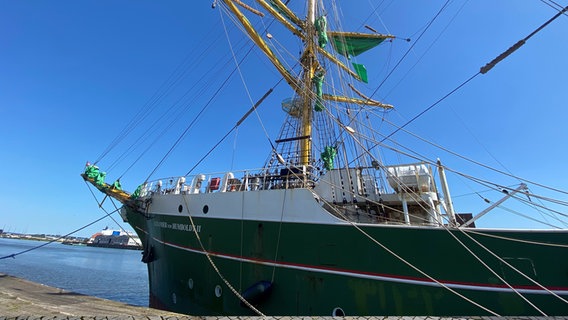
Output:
[
  {"xmin": 0, "ymin": 273, "xmax": 184, "ymax": 318},
  {"xmin": 1, "ymin": 273, "xmax": 566, "ymax": 319}
]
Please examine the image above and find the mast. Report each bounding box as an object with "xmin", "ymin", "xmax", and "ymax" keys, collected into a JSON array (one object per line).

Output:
[
  {"xmin": 221, "ymin": 0, "xmax": 394, "ymax": 170},
  {"xmin": 299, "ymin": 0, "xmax": 317, "ymax": 166}
]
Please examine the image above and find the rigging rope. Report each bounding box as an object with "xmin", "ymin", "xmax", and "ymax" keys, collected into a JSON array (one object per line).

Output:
[
  {"xmin": 2, "ymin": 178, "xmax": 145, "ymax": 261},
  {"xmin": 96, "ymin": 8, "xmax": 260, "ymax": 181},
  {"xmin": 219, "ymin": 3, "xmax": 283, "ymax": 171},
  {"xmin": 361, "ymin": 2, "xmax": 568, "ymax": 169},
  {"xmin": 311, "ymin": 193, "xmax": 501, "ymax": 316},
  {"xmin": 271, "ymin": 187, "xmax": 287, "ymax": 283},
  {"xmin": 334, "ymin": 109, "xmax": 568, "ymax": 228},
  {"xmin": 179, "ymin": 194, "xmax": 267, "ymax": 316},
  {"xmin": 367, "ymin": 0, "xmax": 452, "ymax": 99},
  {"xmin": 381, "ymin": 0, "xmax": 470, "ymax": 102},
  {"xmin": 115, "ymin": 40, "xmax": 248, "ymax": 180},
  {"xmin": 298, "ymin": 114, "xmax": 567, "ymax": 310},
  {"xmin": 199, "ymin": 0, "xmax": 304, "ymax": 177},
  {"xmin": 305, "ymin": 43, "xmax": 567, "ymax": 227},
  {"xmin": 495, "ymin": 203, "xmax": 562, "ymax": 229},
  {"xmin": 540, "ymin": 0, "xmax": 568, "ymax": 16},
  {"xmin": 220, "ymin": 4, "xmax": 258, "ymax": 115},
  {"xmin": 386, "ymin": 138, "xmax": 568, "ymax": 228},
  {"xmin": 480, "ymin": 4, "xmax": 568, "ymax": 74},
  {"xmin": 110, "ymin": 35, "xmax": 228, "ymax": 178},
  {"xmin": 148, "ymin": 1, "xmax": 293, "ymax": 181},
  {"xmin": 464, "ymin": 229, "xmax": 568, "ymax": 248},
  {"xmin": 144, "ymin": 44, "xmax": 257, "ymax": 182},
  {"xmin": 379, "ymin": 71, "xmax": 479, "ymax": 144},
  {"xmin": 347, "ymin": 82, "xmax": 568, "ymax": 222},
  {"xmin": 375, "ymin": 112, "xmax": 568, "ymax": 200},
  {"xmin": 459, "ymin": 227, "xmax": 568, "ymax": 305},
  {"xmin": 443, "ymin": 226, "xmax": 548, "ymax": 315},
  {"xmin": 0, "ymin": 205, "xmax": 120, "ymax": 260},
  {"xmin": 184, "ymin": 87, "xmax": 277, "ymax": 177},
  {"xmin": 309, "ymin": 167, "xmax": 565, "ymax": 313},
  {"xmin": 95, "ymin": 25, "xmax": 222, "ymax": 168}
]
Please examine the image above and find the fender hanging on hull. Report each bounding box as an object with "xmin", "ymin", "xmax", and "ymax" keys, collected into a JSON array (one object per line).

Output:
[{"xmin": 240, "ymin": 280, "xmax": 273, "ymax": 308}]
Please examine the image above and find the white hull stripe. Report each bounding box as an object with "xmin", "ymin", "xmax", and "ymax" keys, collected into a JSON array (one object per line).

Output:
[{"xmin": 143, "ymin": 231, "xmax": 568, "ymax": 296}]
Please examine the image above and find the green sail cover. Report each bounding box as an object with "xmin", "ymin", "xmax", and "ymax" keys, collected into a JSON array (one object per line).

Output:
[
  {"xmin": 268, "ymin": 0, "xmax": 294, "ymax": 23},
  {"xmin": 131, "ymin": 184, "xmax": 143, "ymax": 199},
  {"xmin": 315, "ymin": 16, "xmax": 328, "ymax": 48},
  {"xmin": 352, "ymin": 63, "xmax": 368, "ymax": 84},
  {"xmin": 85, "ymin": 164, "xmax": 106, "ymax": 186},
  {"xmin": 94, "ymin": 170, "xmax": 106, "ymax": 186},
  {"xmin": 321, "ymin": 146, "xmax": 337, "ymax": 170},
  {"xmin": 112, "ymin": 179, "xmax": 122, "ymax": 190},
  {"xmin": 329, "ymin": 33, "xmax": 386, "ymax": 58},
  {"xmin": 312, "ymin": 71, "xmax": 325, "ymax": 111},
  {"xmin": 85, "ymin": 165, "xmax": 100, "ymax": 180}
]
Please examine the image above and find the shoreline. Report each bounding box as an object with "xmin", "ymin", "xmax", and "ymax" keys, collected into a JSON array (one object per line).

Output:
[
  {"xmin": 1, "ymin": 272, "xmax": 565, "ymax": 319},
  {"xmin": 0, "ymin": 273, "xmax": 183, "ymax": 317}
]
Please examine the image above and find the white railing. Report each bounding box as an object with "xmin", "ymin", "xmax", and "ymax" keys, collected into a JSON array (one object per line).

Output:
[{"xmin": 139, "ymin": 166, "xmax": 316, "ymax": 197}]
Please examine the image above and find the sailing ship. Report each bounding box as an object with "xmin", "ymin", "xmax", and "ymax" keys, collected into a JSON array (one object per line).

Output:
[{"xmin": 82, "ymin": 1, "xmax": 568, "ymax": 316}]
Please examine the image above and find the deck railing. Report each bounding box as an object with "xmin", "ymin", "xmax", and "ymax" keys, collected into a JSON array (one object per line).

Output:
[{"xmin": 139, "ymin": 166, "xmax": 317, "ymax": 197}]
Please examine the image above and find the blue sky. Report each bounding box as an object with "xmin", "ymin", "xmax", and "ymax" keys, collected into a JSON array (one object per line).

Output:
[{"xmin": 1, "ymin": 1, "xmax": 567, "ymax": 237}]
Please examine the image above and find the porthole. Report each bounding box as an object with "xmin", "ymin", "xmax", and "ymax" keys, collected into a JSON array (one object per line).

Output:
[
  {"xmin": 178, "ymin": 205, "xmax": 183, "ymax": 213},
  {"xmin": 188, "ymin": 278, "xmax": 194, "ymax": 289},
  {"xmin": 214, "ymin": 285, "xmax": 222, "ymax": 297},
  {"xmin": 332, "ymin": 307, "xmax": 345, "ymax": 317},
  {"xmin": 172, "ymin": 292, "xmax": 177, "ymax": 304},
  {"xmin": 203, "ymin": 205, "xmax": 209, "ymax": 214}
]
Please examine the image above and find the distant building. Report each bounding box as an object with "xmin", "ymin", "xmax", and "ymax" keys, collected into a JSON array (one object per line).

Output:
[{"xmin": 87, "ymin": 227, "xmax": 142, "ymax": 250}]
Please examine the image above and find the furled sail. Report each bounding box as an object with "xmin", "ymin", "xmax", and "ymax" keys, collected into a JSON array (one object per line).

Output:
[{"xmin": 328, "ymin": 31, "xmax": 394, "ymax": 58}]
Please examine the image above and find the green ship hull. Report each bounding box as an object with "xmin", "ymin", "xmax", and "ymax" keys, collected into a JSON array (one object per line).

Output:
[{"xmin": 122, "ymin": 189, "xmax": 568, "ymax": 316}]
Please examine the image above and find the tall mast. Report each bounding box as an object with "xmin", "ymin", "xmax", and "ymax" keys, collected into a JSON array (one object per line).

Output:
[
  {"xmin": 299, "ymin": 0, "xmax": 317, "ymax": 166},
  {"xmin": 221, "ymin": 0, "xmax": 394, "ymax": 168}
]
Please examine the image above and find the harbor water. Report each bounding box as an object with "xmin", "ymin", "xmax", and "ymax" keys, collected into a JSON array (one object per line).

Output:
[{"xmin": 0, "ymin": 237, "xmax": 148, "ymax": 306}]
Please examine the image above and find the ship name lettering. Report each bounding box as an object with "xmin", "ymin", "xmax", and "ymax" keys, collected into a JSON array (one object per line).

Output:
[{"xmin": 154, "ymin": 220, "xmax": 200, "ymax": 232}]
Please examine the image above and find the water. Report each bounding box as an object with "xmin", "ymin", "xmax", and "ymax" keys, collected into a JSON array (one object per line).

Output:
[{"xmin": 0, "ymin": 237, "xmax": 148, "ymax": 306}]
